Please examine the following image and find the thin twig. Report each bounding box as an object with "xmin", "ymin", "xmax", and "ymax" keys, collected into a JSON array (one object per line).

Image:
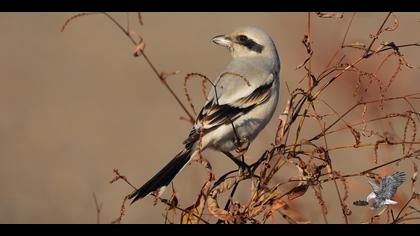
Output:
[
  {"xmin": 92, "ymin": 193, "xmax": 103, "ymax": 224},
  {"xmin": 364, "ymin": 12, "xmax": 392, "ymax": 58},
  {"xmin": 99, "ymin": 13, "xmax": 194, "ymax": 123}
]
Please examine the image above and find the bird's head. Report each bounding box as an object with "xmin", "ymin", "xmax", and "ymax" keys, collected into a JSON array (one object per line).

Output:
[
  {"xmin": 366, "ymin": 191, "xmax": 377, "ymax": 202},
  {"xmin": 212, "ymin": 26, "xmax": 279, "ymax": 61}
]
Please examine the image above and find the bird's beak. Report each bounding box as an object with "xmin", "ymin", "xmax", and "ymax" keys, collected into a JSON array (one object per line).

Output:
[{"xmin": 212, "ymin": 35, "xmax": 232, "ymax": 47}]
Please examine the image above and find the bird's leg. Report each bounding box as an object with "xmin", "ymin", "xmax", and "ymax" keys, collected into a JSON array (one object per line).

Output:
[
  {"xmin": 235, "ymin": 136, "xmax": 251, "ymax": 176},
  {"xmin": 229, "ymin": 121, "xmax": 250, "ymax": 158},
  {"xmin": 222, "ymin": 151, "xmax": 251, "ymax": 177},
  {"xmin": 227, "ymin": 122, "xmax": 251, "ymax": 176}
]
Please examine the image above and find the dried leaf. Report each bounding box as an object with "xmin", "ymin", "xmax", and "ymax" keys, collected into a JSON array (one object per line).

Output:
[
  {"xmin": 275, "ymin": 99, "xmax": 291, "ymax": 145},
  {"xmin": 133, "ymin": 38, "xmax": 145, "ymax": 57},
  {"xmin": 315, "ymin": 12, "xmax": 344, "ymax": 19},
  {"xmin": 269, "ymin": 198, "xmax": 310, "ymax": 224},
  {"xmin": 412, "ymin": 161, "xmax": 418, "ymax": 193},
  {"xmin": 250, "ymin": 178, "xmax": 259, "ymax": 201},
  {"xmin": 274, "ymin": 119, "xmax": 284, "ymax": 146},
  {"xmin": 160, "ymin": 70, "xmax": 181, "ymax": 80},
  {"xmin": 248, "ymin": 201, "xmax": 267, "ymax": 218},
  {"xmin": 168, "ymin": 194, "xmax": 178, "ymax": 210},
  {"xmin": 207, "ymin": 196, "xmax": 234, "ymax": 223},
  {"xmin": 181, "ymin": 201, "xmax": 203, "ymax": 224},
  {"xmin": 271, "ymin": 198, "xmax": 287, "ymax": 211},
  {"xmin": 287, "ymin": 183, "xmax": 309, "ymax": 200},
  {"xmin": 349, "ymin": 42, "xmax": 366, "ymax": 48}
]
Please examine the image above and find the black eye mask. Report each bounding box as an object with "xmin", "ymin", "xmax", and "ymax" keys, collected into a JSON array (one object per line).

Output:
[{"xmin": 235, "ymin": 35, "xmax": 264, "ymax": 53}]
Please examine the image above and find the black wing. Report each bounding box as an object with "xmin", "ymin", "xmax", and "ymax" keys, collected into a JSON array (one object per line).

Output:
[
  {"xmin": 182, "ymin": 78, "xmax": 274, "ymax": 147},
  {"xmin": 379, "ymin": 171, "xmax": 406, "ymax": 199},
  {"xmin": 197, "ymin": 79, "xmax": 273, "ymax": 128}
]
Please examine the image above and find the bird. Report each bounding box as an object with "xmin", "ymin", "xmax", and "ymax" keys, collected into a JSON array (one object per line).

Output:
[
  {"xmin": 365, "ymin": 171, "xmax": 406, "ymax": 210},
  {"xmin": 129, "ymin": 26, "xmax": 281, "ymax": 204}
]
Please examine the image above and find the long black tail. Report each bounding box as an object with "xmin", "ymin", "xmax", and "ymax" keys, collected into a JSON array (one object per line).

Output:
[{"xmin": 129, "ymin": 148, "xmax": 193, "ymax": 204}]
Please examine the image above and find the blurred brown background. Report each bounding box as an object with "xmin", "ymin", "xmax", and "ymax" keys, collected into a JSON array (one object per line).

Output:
[{"xmin": 0, "ymin": 12, "xmax": 419, "ymax": 223}]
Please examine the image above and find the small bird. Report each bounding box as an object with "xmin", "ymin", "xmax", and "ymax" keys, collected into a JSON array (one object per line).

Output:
[
  {"xmin": 365, "ymin": 171, "xmax": 406, "ymax": 210},
  {"xmin": 129, "ymin": 26, "xmax": 281, "ymax": 203}
]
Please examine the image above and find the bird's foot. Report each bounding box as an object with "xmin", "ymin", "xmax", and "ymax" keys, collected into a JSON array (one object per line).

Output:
[
  {"xmin": 235, "ymin": 137, "xmax": 250, "ymax": 155},
  {"xmin": 238, "ymin": 162, "xmax": 252, "ymax": 177}
]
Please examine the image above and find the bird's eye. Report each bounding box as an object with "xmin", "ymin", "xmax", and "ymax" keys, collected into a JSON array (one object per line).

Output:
[{"xmin": 237, "ymin": 35, "xmax": 248, "ymax": 42}]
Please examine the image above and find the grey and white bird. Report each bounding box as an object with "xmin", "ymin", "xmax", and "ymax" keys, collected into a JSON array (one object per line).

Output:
[
  {"xmin": 129, "ymin": 26, "xmax": 281, "ymax": 203},
  {"xmin": 366, "ymin": 171, "xmax": 406, "ymax": 210}
]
